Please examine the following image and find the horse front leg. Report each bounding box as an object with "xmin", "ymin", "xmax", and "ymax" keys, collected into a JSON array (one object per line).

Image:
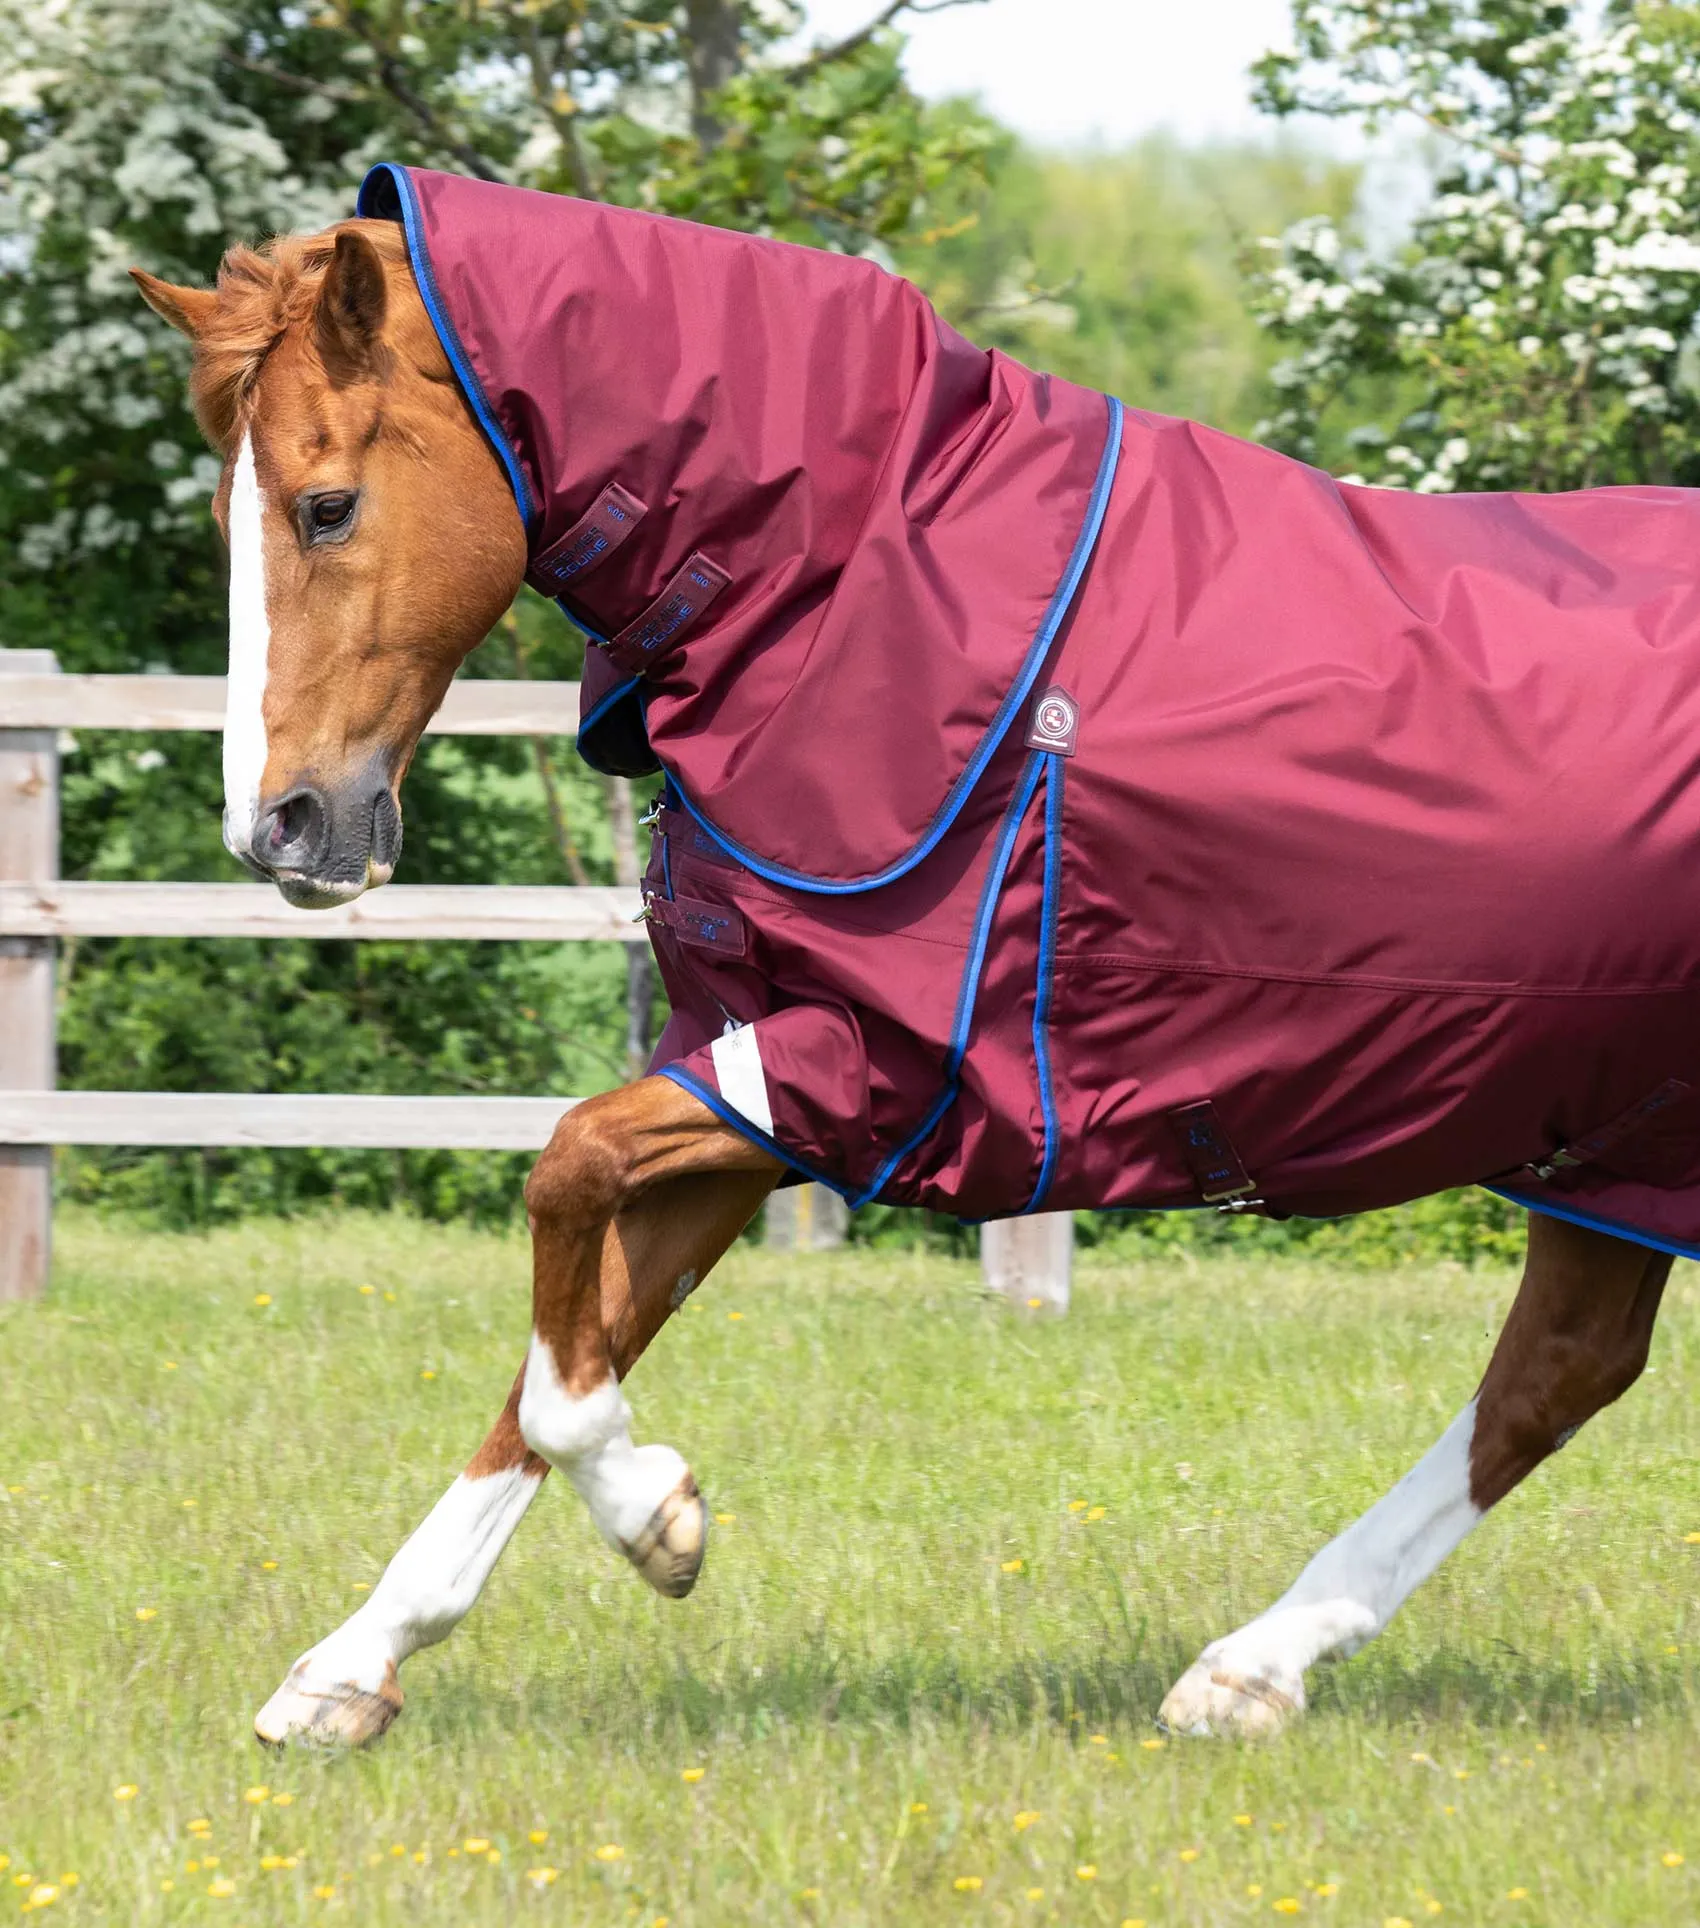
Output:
[
  {"xmin": 254, "ymin": 1081, "xmax": 777, "ymax": 1748},
  {"xmin": 516, "ymin": 1079, "xmax": 781, "ymax": 1596},
  {"xmin": 1159, "ymin": 1210, "xmax": 1670, "ymax": 1739}
]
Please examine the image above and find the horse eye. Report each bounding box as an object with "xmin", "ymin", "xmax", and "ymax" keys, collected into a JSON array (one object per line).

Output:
[{"xmin": 304, "ymin": 491, "xmax": 357, "ymax": 539}]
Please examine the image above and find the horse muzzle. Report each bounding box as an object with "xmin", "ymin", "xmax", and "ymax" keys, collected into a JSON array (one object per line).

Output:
[{"xmin": 233, "ymin": 770, "xmax": 404, "ymax": 908}]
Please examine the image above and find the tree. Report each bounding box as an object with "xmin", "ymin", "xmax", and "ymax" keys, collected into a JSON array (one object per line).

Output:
[
  {"xmin": 0, "ymin": 0, "xmax": 994, "ymax": 1220},
  {"xmin": 1248, "ymin": 0, "xmax": 1700, "ymax": 491}
]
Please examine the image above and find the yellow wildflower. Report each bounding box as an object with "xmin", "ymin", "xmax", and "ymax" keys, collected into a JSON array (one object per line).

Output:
[
  {"xmin": 529, "ymin": 1828, "xmax": 550, "ymax": 1843},
  {"xmin": 352, "ymin": 1581, "xmax": 370, "ymax": 1592},
  {"xmin": 1384, "ymin": 1919, "xmax": 1414, "ymax": 1928},
  {"xmin": 1179, "ymin": 1847, "xmax": 1200, "ymax": 1863},
  {"xmin": 462, "ymin": 1839, "xmax": 490, "ymax": 1856},
  {"xmin": 714, "ymin": 1513, "xmax": 736, "ymax": 1525},
  {"xmin": 202, "ymin": 1856, "xmax": 220, "ymax": 1868},
  {"xmin": 58, "ymin": 1877, "xmax": 76, "ymax": 1889},
  {"xmin": 182, "ymin": 1498, "xmax": 196, "ymax": 1508},
  {"xmin": 1026, "ymin": 1296, "xmax": 1043, "ymax": 1308},
  {"xmin": 184, "ymin": 1861, "xmax": 199, "ymax": 1874},
  {"xmin": 420, "ymin": 1370, "xmax": 436, "ymax": 1381},
  {"xmin": 681, "ymin": 1768, "xmax": 706, "ymax": 1784},
  {"xmin": 1662, "ymin": 1852, "xmax": 1685, "ymax": 1868},
  {"xmin": 261, "ymin": 1856, "xmax": 283, "ymax": 1872},
  {"xmin": 727, "ymin": 1311, "xmax": 744, "ymax": 1321},
  {"xmin": 384, "ymin": 1291, "xmax": 397, "ymax": 1302},
  {"xmin": 161, "ymin": 1362, "xmax": 177, "ymax": 1371},
  {"xmin": 527, "ymin": 1868, "xmax": 559, "ymax": 1887},
  {"xmin": 1684, "ymin": 1531, "xmax": 1700, "ymax": 1544},
  {"xmin": 1067, "ymin": 1499, "xmax": 1087, "ymax": 1513},
  {"xmin": 1506, "ymin": 1888, "xmax": 1528, "ymax": 1901},
  {"xmin": 1122, "ymin": 1920, "xmax": 1147, "ymax": 1928},
  {"xmin": 1273, "ymin": 1902, "xmax": 1301, "ymax": 1916},
  {"xmin": 1086, "ymin": 1505, "xmax": 1107, "ymax": 1520},
  {"xmin": 243, "ymin": 1786, "xmax": 269, "ymax": 1804},
  {"xmin": 486, "ymin": 1849, "xmax": 501, "ymax": 1864},
  {"xmin": 360, "ymin": 1285, "xmax": 375, "ymax": 1295},
  {"xmin": 1139, "ymin": 1737, "xmax": 1165, "ymax": 1751},
  {"xmin": 253, "ymin": 1294, "xmax": 272, "ymax": 1307},
  {"xmin": 113, "ymin": 1783, "xmax": 138, "ymax": 1800},
  {"xmin": 1076, "ymin": 1865, "xmax": 1098, "ymax": 1881},
  {"xmin": 799, "ymin": 1888, "xmax": 821, "ymax": 1901},
  {"xmin": 187, "ymin": 1819, "xmax": 210, "ymax": 1834},
  {"xmin": 271, "ymin": 1792, "xmax": 292, "ymax": 1806},
  {"xmin": 911, "ymin": 1802, "xmax": 928, "ymax": 1814},
  {"xmin": 159, "ymin": 1882, "xmax": 174, "ymax": 1894},
  {"xmin": 261, "ymin": 1561, "xmax": 278, "ymax": 1571},
  {"xmin": 412, "ymin": 1851, "xmax": 427, "ymax": 1865},
  {"xmin": 593, "ymin": 1843, "xmax": 624, "ymax": 1862},
  {"xmin": 27, "ymin": 1886, "xmax": 59, "ymax": 1909},
  {"xmin": 1001, "ymin": 1558, "xmax": 1024, "ymax": 1573},
  {"xmin": 1013, "ymin": 1810, "xmax": 1040, "ymax": 1831},
  {"xmin": 207, "ymin": 1877, "xmax": 236, "ymax": 1898},
  {"xmin": 1026, "ymin": 1889, "xmax": 1044, "ymax": 1902},
  {"xmin": 952, "ymin": 1875, "xmax": 982, "ymax": 1892},
  {"xmin": 312, "ymin": 1883, "xmax": 336, "ymax": 1899},
  {"xmin": 1316, "ymin": 1883, "xmax": 1339, "ymax": 1897},
  {"xmin": 1247, "ymin": 1886, "xmax": 1263, "ymax": 1898},
  {"xmin": 1424, "ymin": 1904, "xmax": 1444, "ymax": 1917},
  {"xmin": 134, "ymin": 1608, "xmax": 157, "ymax": 1622}
]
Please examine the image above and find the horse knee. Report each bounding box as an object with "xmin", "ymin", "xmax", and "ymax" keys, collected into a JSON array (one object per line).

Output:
[{"xmin": 524, "ymin": 1099, "xmax": 629, "ymax": 1229}]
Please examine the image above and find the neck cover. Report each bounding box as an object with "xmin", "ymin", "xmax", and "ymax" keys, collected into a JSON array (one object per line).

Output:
[{"xmin": 357, "ymin": 163, "xmax": 1118, "ymax": 887}]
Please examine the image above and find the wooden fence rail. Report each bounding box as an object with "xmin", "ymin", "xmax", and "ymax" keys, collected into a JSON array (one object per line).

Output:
[{"xmin": 0, "ymin": 650, "xmax": 1070, "ymax": 1309}]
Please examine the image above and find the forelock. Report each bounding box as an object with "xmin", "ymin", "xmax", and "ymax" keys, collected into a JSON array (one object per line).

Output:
[{"xmin": 188, "ymin": 220, "xmax": 409, "ymax": 450}]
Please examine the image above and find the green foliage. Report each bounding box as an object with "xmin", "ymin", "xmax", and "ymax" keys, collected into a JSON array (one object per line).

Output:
[
  {"xmin": 1249, "ymin": 0, "xmax": 1700, "ymax": 488},
  {"xmin": 900, "ymin": 132, "xmax": 1360, "ymax": 436}
]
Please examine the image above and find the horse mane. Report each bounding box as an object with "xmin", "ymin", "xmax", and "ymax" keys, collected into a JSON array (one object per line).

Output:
[{"xmin": 190, "ymin": 219, "xmax": 410, "ymax": 447}]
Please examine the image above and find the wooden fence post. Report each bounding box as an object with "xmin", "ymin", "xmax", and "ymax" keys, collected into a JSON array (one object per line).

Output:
[
  {"xmin": 765, "ymin": 1182, "xmax": 849, "ymax": 1251},
  {"xmin": 981, "ymin": 1212, "xmax": 1072, "ymax": 1314},
  {"xmin": 0, "ymin": 650, "xmax": 59, "ymax": 1302}
]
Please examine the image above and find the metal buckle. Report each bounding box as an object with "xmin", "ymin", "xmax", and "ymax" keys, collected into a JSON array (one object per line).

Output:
[
  {"xmin": 1214, "ymin": 1192, "xmax": 1265, "ymax": 1215},
  {"xmin": 631, "ymin": 893, "xmax": 655, "ymax": 925},
  {"xmin": 1525, "ymin": 1147, "xmax": 1582, "ymax": 1182},
  {"xmin": 638, "ymin": 796, "xmax": 665, "ymax": 830}
]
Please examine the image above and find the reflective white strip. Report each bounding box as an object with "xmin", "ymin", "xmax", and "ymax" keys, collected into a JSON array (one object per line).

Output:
[
  {"xmin": 224, "ymin": 429, "xmax": 271, "ymax": 860},
  {"xmin": 710, "ymin": 1023, "xmax": 774, "ymax": 1135}
]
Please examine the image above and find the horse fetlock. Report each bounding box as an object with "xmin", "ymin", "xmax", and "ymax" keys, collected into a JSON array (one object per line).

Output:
[{"xmin": 516, "ymin": 1349, "xmax": 627, "ymax": 1467}]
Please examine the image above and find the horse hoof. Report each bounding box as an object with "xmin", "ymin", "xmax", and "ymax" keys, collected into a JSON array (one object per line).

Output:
[
  {"xmin": 1158, "ymin": 1658, "xmax": 1302, "ymax": 1740},
  {"xmin": 254, "ymin": 1658, "xmax": 404, "ymax": 1749},
  {"xmin": 622, "ymin": 1472, "xmax": 707, "ymax": 1598}
]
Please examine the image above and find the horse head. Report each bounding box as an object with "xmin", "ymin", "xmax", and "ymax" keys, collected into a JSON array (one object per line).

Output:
[{"xmin": 131, "ymin": 224, "xmax": 527, "ymax": 906}]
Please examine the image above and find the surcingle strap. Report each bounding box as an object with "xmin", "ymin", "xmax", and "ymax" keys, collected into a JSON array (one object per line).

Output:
[
  {"xmin": 525, "ymin": 481, "xmax": 647, "ymax": 597},
  {"xmin": 1521, "ymin": 1078, "xmax": 1692, "ymax": 1182},
  {"xmin": 1168, "ymin": 1099, "xmax": 1261, "ymax": 1208},
  {"xmin": 602, "ymin": 553, "xmax": 732, "ymax": 676}
]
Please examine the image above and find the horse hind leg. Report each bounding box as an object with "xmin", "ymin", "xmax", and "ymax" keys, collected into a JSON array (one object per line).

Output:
[
  {"xmin": 1159, "ymin": 1210, "xmax": 1670, "ymax": 1739},
  {"xmin": 516, "ymin": 1083, "xmax": 779, "ymax": 1598}
]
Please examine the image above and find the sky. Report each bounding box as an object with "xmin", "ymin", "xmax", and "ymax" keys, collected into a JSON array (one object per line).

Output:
[{"xmin": 795, "ymin": 0, "xmax": 1310, "ymax": 150}]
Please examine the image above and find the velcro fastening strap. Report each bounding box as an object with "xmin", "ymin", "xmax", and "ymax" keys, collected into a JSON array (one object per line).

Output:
[
  {"xmin": 602, "ymin": 552, "xmax": 731, "ymax": 675},
  {"xmin": 658, "ymin": 806, "xmax": 739, "ymax": 869},
  {"xmin": 1168, "ymin": 1099, "xmax": 1259, "ymax": 1204},
  {"xmin": 644, "ymin": 891, "xmax": 747, "ymax": 958},
  {"xmin": 525, "ymin": 482, "xmax": 646, "ymax": 596}
]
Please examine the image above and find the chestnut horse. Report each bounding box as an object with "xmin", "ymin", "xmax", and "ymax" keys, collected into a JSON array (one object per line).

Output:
[{"xmin": 132, "ymin": 223, "xmax": 1675, "ymax": 1748}]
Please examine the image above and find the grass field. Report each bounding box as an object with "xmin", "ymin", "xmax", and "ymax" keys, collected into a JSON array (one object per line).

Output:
[{"xmin": 2, "ymin": 1211, "xmax": 1697, "ymax": 1926}]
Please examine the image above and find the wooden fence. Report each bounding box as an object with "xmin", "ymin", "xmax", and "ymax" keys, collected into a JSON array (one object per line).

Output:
[{"xmin": 0, "ymin": 648, "xmax": 1070, "ymax": 1309}]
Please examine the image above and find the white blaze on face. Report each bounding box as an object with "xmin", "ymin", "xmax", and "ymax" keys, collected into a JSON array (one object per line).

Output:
[{"xmin": 223, "ymin": 429, "xmax": 272, "ymax": 861}]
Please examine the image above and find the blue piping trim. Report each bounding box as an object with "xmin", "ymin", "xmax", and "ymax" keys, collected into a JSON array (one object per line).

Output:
[
  {"xmin": 577, "ymin": 671, "xmax": 641, "ymax": 739},
  {"xmin": 355, "ymin": 164, "xmax": 537, "ymax": 530},
  {"xmin": 654, "ymin": 752, "xmax": 1047, "ymax": 1211},
  {"xmin": 1022, "ymin": 752, "xmax": 1065, "ymax": 1214},
  {"xmin": 659, "ymin": 1065, "xmax": 857, "ymax": 1200},
  {"xmin": 1485, "ymin": 1185, "xmax": 1700, "ymax": 1265},
  {"xmin": 855, "ymin": 749, "xmax": 1046, "ymax": 1206},
  {"xmin": 668, "ymin": 394, "xmax": 1125, "ymax": 895}
]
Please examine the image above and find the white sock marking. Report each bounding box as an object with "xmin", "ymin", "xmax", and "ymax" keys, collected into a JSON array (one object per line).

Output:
[
  {"xmin": 224, "ymin": 429, "xmax": 271, "ymax": 862},
  {"xmin": 517, "ymin": 1336, "xmax": 690, "ymax": 1553},
  {"xmin": 261, "ymin": 1463, "xmax": 542, "ymax": 1702},
  {"xmin": 711, "ymin": 1023, "xmax": 773, "ymax": 1134},
  {"xmin": 1172, "ymin": 1401, "xmax": 1483, "ymax": 1712}
]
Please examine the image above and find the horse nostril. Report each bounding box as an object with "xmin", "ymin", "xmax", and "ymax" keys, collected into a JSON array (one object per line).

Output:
[{"xmin": 257, "ymin": 787, "xmax": 329, "ymax": 871}]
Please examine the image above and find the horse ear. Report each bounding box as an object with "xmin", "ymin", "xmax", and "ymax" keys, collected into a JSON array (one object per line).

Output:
[
  {"xmin": 315, "ymin": 229, "xmax": 388, "ymax": 383},
  {"xmin": 130, "ymin": 270, "xmax": 219, "ymax": 339}
]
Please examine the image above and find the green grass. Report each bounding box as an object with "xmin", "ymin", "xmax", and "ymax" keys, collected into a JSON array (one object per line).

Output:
[{"xmin": 2, "ymin": 1213, "xmax": 1697, "ymax": 1926}]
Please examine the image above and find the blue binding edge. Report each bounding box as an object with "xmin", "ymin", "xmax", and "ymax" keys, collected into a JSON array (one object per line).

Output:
[
  {"xmin": 1021, "ymin": 752, "xmax": 1065, "ymax": 1214},
  {"xmin": 1485, "ymin": 1185, "xmax": 1700, "ymax": 1264},
  {"xmin": 356, "ymin": 163, "xmax": 537, "ymax": 531},
  {"xmin": 669, "ymin": 394, "xmax": 1124, "ymax": 896},
  {"xmin": 660, "ymin": 750, "xmax": 1048, "ymax": 1208}
]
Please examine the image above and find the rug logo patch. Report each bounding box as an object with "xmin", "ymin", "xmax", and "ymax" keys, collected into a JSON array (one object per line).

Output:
[{"xmin": 1026, "ymin": 686, "xmax": 1079, "ymax": 757}]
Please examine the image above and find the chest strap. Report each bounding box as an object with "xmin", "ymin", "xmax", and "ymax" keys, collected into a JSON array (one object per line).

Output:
[
  {"xmin": 1521, "ymin": 1078, "xmax": 1692, "ymax": 1182},
  {"xmin": 601, "ymin": 552, "xmax": 732, "ymax": 676},
  {"xmin": 524, "ymin": 481, "xmax": 647, "ymax": 598},
  {"xmin": 1169, "ymin": 1100, "xmax": 1262, "ymax": 1210}
]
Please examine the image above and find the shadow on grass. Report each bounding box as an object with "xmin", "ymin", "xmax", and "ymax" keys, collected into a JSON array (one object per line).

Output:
[{"xmin": 407, "ymin": 1632, "xmax": 1697, "ymax": 1749}]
